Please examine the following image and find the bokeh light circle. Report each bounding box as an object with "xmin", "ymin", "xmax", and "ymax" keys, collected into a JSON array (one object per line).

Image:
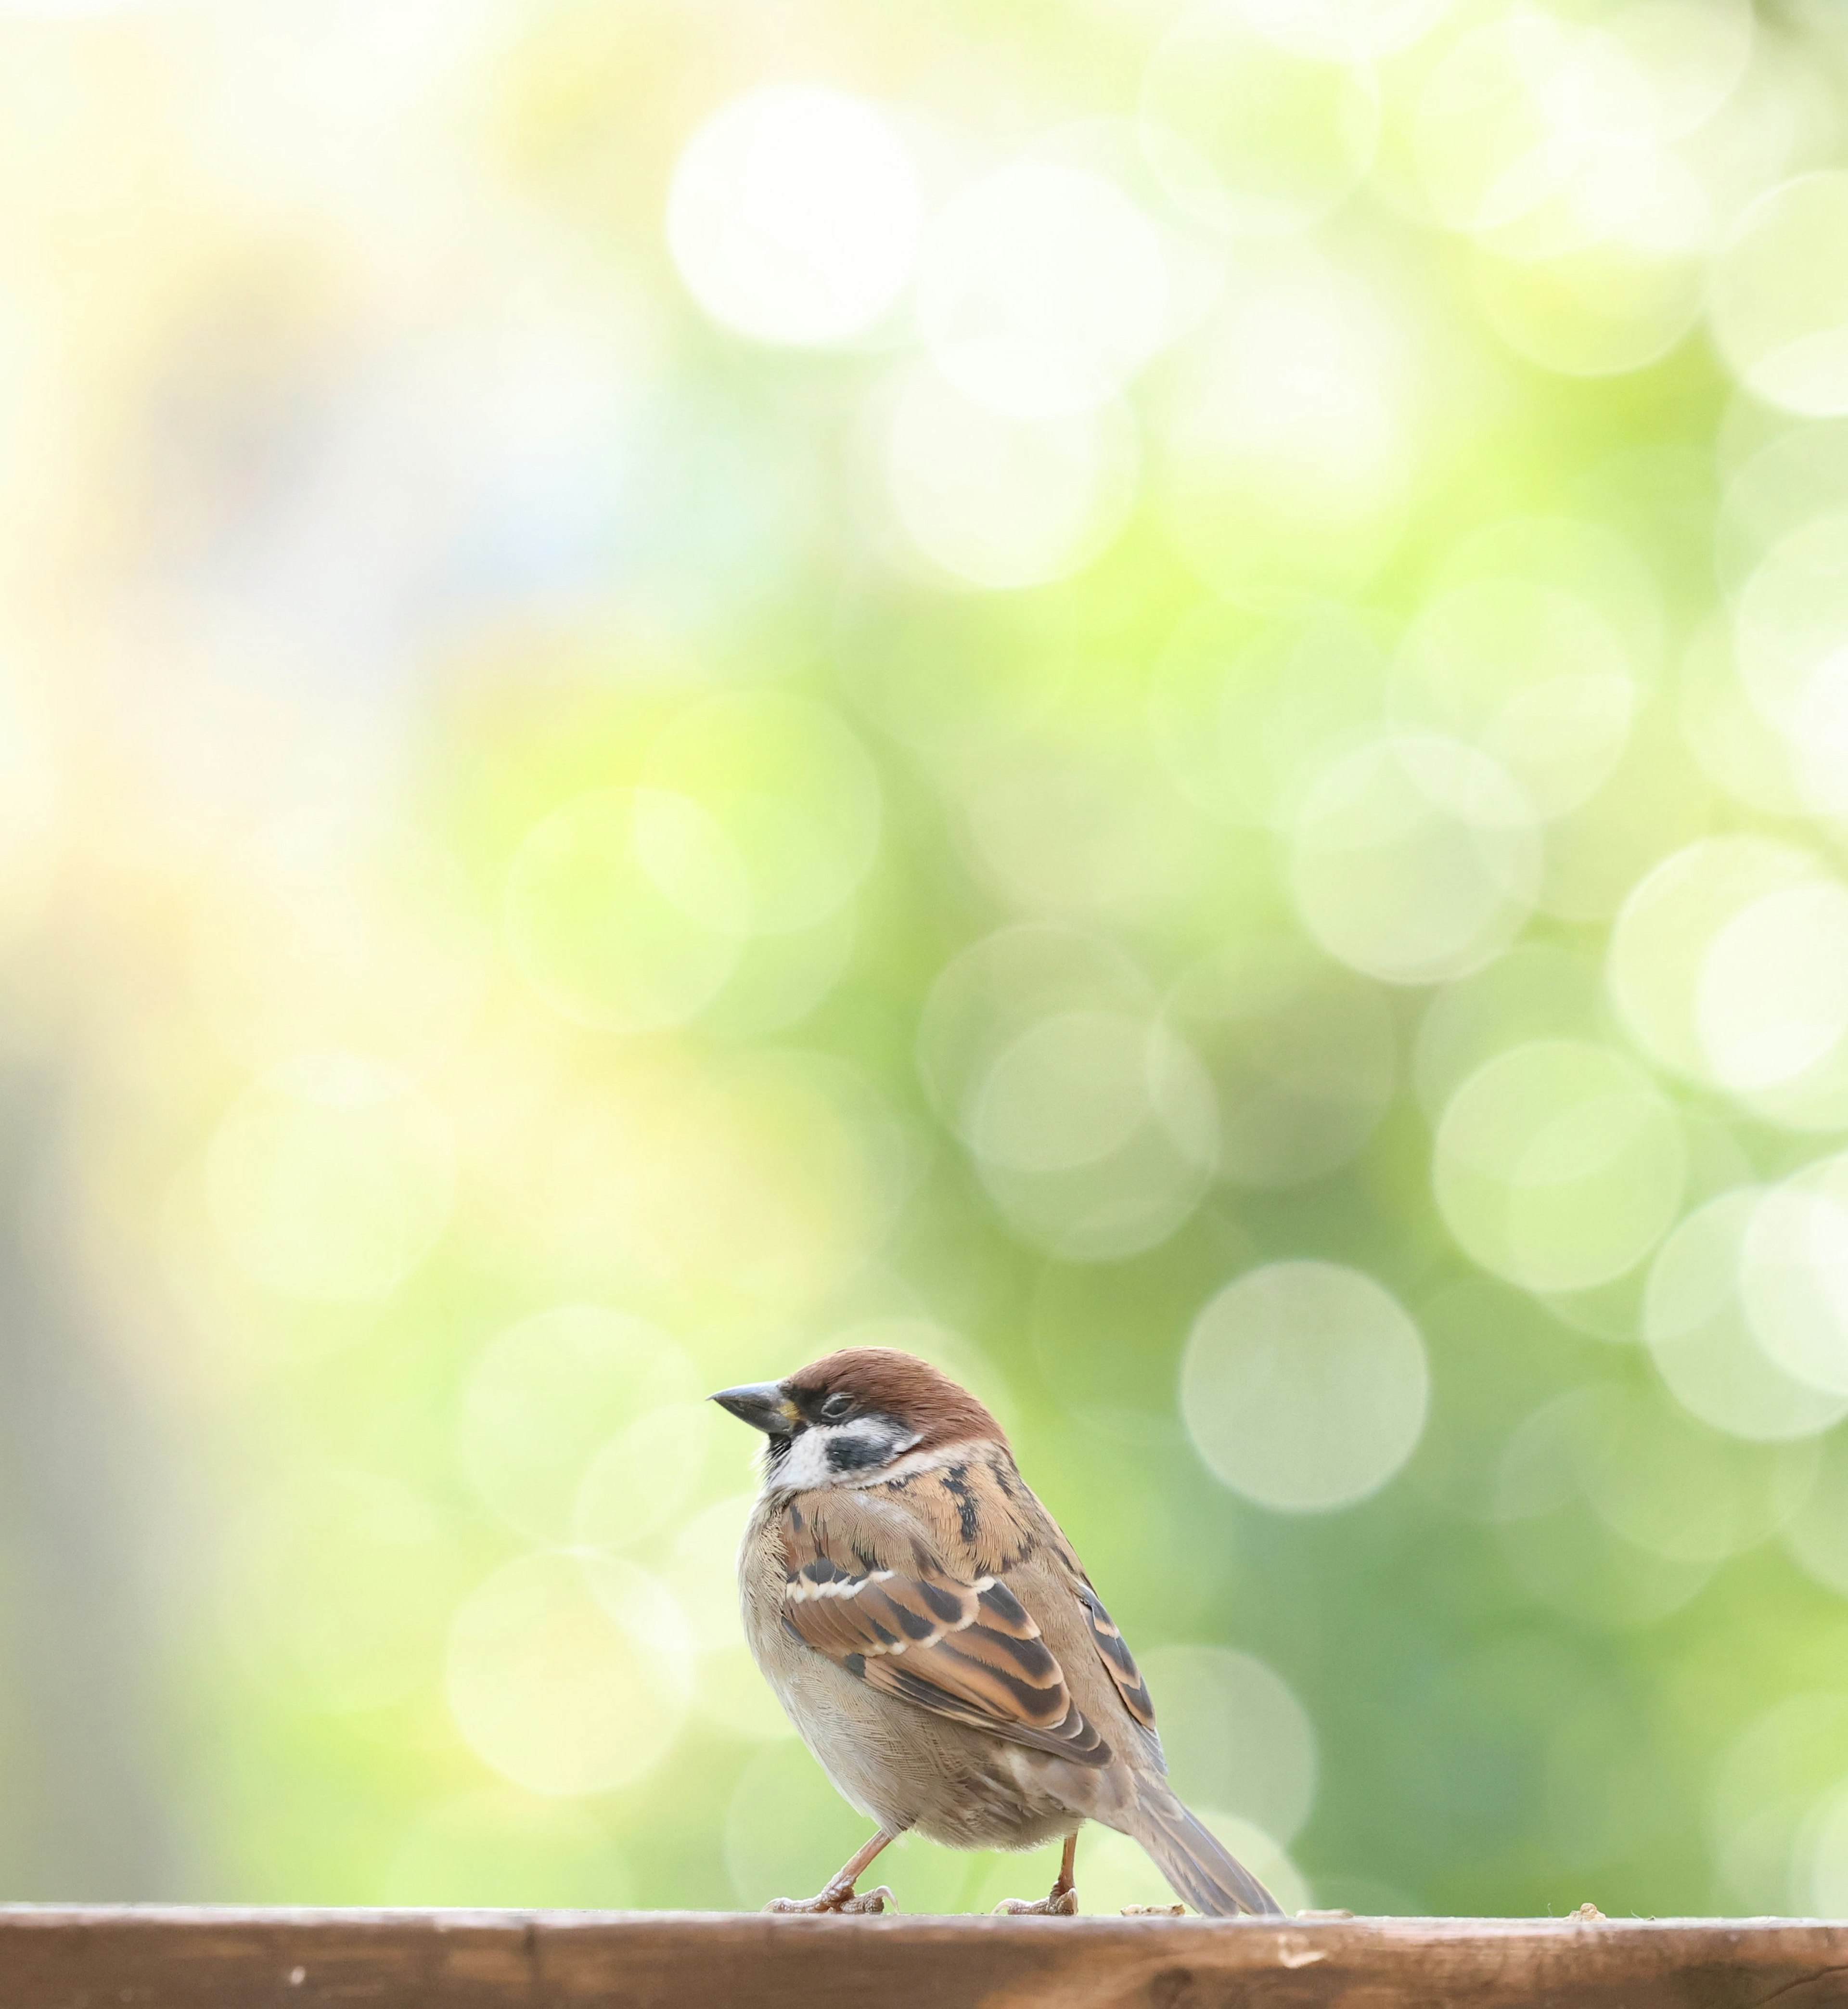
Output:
[
  {"xmin": 1152, "ymin": 600, "xmax": 1387, "ymax": 829},
  {"xmin": 1288, "ymin": 733, "xmax": 1541, "ymax": 985},
  {"xmin": 919, "ymin": 924, "xmax": 1151, "ymax": 1116},
  {"xmin": 1783, "ymin": 1434, "xmax": 1848, "ymax": 1598},
  {"xmin": 1471, "ymin": 172, "xmax": 1709, "ymax": 379},
  {"xmin": 1414, "ymin": 17, "xmax": 1705, "ymax": 253},
  {"xmin": 1711, "ymin": 173, "xmax": 1848, "ymax": 416},
  {"xmin": 458, "ymin": 1305, "xmax": 697, "ymax": 1544},
  {"xmin": 642, "ymin": 693, "xmax": 883, "ymax": 938},
  {"xmin": 1492, "ymin": 1392, "xmax": 1717, "ymax": 1629},
  {"xmin": 1716, "ymin": 422, "xmax": 1848, "ymax": 603},
  {"xmin": 1739, "ymin": 1158, "xmax": 1848, "ymax": 1400},
  {"xmin": 725, "ymin": 1739, "xmax": 899, "ymax": 1910},
  {"xmin": 1676, "ymin": 614, "xmax": 1807, "ymax": 817},
  {"xmin": 885, "ymin": 370, "xmax": 1139, "ymax": 589},
  {"xmin": 918, "ymin": 163, "xmax": 1172, "ymax": 418},
  {"xmin": 1413, "ymin": 944, "xmax": 1605, "ymax": 1122},
  {"xmin": 573, "ymin": 1401, "xmax": 726, "ymax": 1558},
  {"xmin": 1609, "ymin": 836, "xmax": 1848, "ymax": 1125},
  {"xmin": 505, "ymin": 787, "xmax": 750, "ymax": 1033},
  {"xmin": 1137, "ymin": 1645, "xmax": 1317, "ymax": 1842},
  {"xmin": 1643, "ymin": 1190, "xmax": 1848, "ymax": 1442},
  {"xmin": 1731, "ymin": 513, "xmax": 1848, "ymax": 820},
  {"xmin": 1182, "ymin": 1261, "xmax": 1429, "ymax": 1510},
  {"xmin": 1237, "ymin": 0, "xmax": 1453, "ymax": 62},
  {"xmin": 1392, "ymin": 579, "xmax": 1639, "ymax": 818},
  {"xmin": 1158, "ymin": 263, "xmax": 1407, "ymax": 608},
  {"xmin": 1568, "ymin": 1385, "xmax": 1809, "ymax": 1568},
  {"xmin": 1497, "ymin": 1382, "xmax": 1808, "ymax": 1570},
  {"xmin": 968, "ymin": 1010, "xmax": 1162, "ymax": 1173},
  {"xmin": 667, "ymin": 86, "xmax": 923, "ymax": 347},
  {"xmin": 1434, "ymin": 1040, "xmax": 1686, "ymax": 1294},
  {"xmin": 1141, "ymin": 4, "xmax": 1380, "ymax": 237},
  {"xmin": 1697, "ymin": 879, "xmax": 1848, "ymax": 1095},
  {"xmin": 445, "ymin": 1553, "xmax": 690, "ymax": 1797},
  {"xmin": 966, "ymin": 1011, "xmax": 1218, "ymax": 1260},
  {"xmin": 1608, "ymin": 835, "xmax": 1807, "ymax": 1081},
  {"xmin": 658, "ymin": 1493, "xmax": 760, "ymax": 1655}
]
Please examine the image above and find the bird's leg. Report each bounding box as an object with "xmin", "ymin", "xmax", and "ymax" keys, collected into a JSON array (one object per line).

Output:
[
  {"xmin": 994, "ymin": 1831, "xmax": 1080, "ymax": 1916},
  {"xmin": 764, "ymin": 1827, "xmax": 898, "ymax": 1914}
]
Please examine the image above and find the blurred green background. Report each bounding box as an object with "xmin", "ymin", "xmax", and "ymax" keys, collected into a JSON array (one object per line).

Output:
[{"xmin": 2, "ymin": 0, "xmax": 1848, "ymax": 1924}]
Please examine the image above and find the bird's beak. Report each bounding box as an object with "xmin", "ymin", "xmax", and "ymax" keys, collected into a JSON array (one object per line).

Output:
[{"xmin": 710, "ymin": 1381, "xmax": 800, "ymax": 1435}]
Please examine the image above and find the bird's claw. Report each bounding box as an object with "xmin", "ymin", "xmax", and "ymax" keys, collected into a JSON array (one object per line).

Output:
[
  {"xmin": 839, "ymin": 1885, "xmax": 892, "ymax": 1913},
  {"xmin": 765, "ymin": 1882, "xmax": 892, "ymax": 1915},
  {"xmin": 1121, "ymin": 1903, "xmax": 1185, "ymax": 1917},
  {"xmin": 995, "ymin": 1886, "xmax": 1079, "ymax": 1916}
]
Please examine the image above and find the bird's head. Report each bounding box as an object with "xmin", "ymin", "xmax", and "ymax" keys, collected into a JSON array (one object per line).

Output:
[{"xmin": 710, "ymin": 1347, "xmax": 1001, "ymax": 1490}]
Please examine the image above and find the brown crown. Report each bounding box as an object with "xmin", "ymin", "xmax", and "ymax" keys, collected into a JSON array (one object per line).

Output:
[{"xmin": 784, "ymin": 1347, "xmax": 1004, "ymax": 1452}]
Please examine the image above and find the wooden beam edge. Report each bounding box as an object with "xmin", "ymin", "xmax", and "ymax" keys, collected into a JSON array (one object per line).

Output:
[{"xmin": 4, "ymin": 1906, "xmax": 1848, "ymax": 2009}]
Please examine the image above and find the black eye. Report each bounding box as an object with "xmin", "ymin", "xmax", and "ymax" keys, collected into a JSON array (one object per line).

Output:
[{"xmin": 818, "ymin": 1392, "xmax": 852, "ymax": 1421}]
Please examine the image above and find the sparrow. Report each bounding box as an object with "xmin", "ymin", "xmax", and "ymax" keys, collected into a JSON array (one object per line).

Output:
[{"xmin": 712, "ymin": 1346, "xmax": 1282, "ymax": 1918}]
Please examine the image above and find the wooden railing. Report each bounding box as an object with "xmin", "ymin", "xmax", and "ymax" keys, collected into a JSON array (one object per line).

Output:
[{"xmin": 2, "ymin": 1907, "xmax": 1845, "ymax": 2007}]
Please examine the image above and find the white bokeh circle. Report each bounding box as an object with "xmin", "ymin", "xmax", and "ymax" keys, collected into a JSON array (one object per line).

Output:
[
  {"xmin": 1711, "ymin": 173, "xmax": 1848, "ymax": 416},
  {"xmin": 505, "ymin": 787, "xmax": 750, "ymax": 1033},
  {"xmin": 1289, "ymin": 733, "xmax": 1541, "ymax": 985},
  {"xmin": 1434, "ymin": 1040, "xmax": 1686, "ymax": 1295},
  {"xmin": 457, "ymin": 1305, "xmax": 696, "ymax": 1544},
  {"xmin": 885, "ymin": 370, "xmax": 1139, "ymax": 589},
  {"xmin": 641, "ymin": 693, "xmax": 883, "ymax": 938},
  {"xmin": 918, "ymin": 163, "xmax": 1173, "ymax": 418},
  {"xmin": 1609, "ymin": 836, "xmax": 1848, "ymax": 1127},
  {"xmin": 1137, "ymin": 1644, "xmax": 1318, "ymax": 1841},
  {"xmin": 667, "ymin": 86, "xmax": 923, "ymax": 347},
  {"xmin": 1643, "ymin": 1189, "xmax": 1848, "ymax": 1443},
  {"xmin": 1739, "ymin": 1158, "xmax": 1848, "ymax": 1400},
  {"xmin": 1182, "ymin": 1261, "xmax": 1429, "ymax": 1510},
  {"xmin": 445, "ymin": 1553, "xmax": 691, "ymax": 1797},
  {"xmin": 968, "ymin": 1012, "xmax": 1219, "ymax": 1261},
  {"xmin": 1142, "ymin": 3, "xmax": 1380, "ymax": 237},
  {"xmin": 1237, "ymin": 0, "xmax": 1454, "ymax": 62},
  {"xmin": 1392, "ymin": 580, "xmax": 1639, "ymax": 819}
]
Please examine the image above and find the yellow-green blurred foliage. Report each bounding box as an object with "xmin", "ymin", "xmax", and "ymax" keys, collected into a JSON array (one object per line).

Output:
[{"xmin": 2, "ymin": 0, "xmax": 1848, "ymax": 1921}]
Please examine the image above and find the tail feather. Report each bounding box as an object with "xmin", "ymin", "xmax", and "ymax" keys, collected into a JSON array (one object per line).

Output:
[{"xmin": 1121, "ymin": 1783, "xmax": 1283, "ymax": 1918}]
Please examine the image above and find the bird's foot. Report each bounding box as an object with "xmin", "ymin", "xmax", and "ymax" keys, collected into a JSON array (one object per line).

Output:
[
  {"xmin": 1121, "ymin": 1904, "xmax": 1185, "ymax": 1917},
  {"xmin": 995, "ymin": 1885, "xmax": 1079, "ymax": 1917},
  {"xmin": 764, "ymin": 1882, "xmax": 892, "ymax": 1915}
]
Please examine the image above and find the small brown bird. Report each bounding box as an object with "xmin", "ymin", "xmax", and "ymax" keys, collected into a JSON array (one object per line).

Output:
[{"xmin": 713, "ymin": 1347, "xmax": 1282, "ymax": 1918}]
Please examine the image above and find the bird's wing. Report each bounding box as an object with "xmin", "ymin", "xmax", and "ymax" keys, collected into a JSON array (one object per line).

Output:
[
  {"xmin": 1073, "ymin": 1583, "xmax": 1158, "ymax": 1735},
  {"xmin": 778, "ymin": 1479, "xmax": 1113, "ymax": 1767}
]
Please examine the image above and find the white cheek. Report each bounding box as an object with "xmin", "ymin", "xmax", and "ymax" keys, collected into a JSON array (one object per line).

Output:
[{"xmin": 767, "ymin": 1419, "xmax": 920, "ymax": 1492}]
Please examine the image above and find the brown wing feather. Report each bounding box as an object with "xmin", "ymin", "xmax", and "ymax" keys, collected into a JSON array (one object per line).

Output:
[
  {"xmin": 780, "ymin": 1496, "xmax": 1111, "ymax": 1767},
  {"xmin": 1077, "ymin": 1585, "xmax": 1157, "ymax": 1731}
]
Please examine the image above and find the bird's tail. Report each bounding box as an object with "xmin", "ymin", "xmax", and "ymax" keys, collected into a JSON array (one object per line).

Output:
[{"xmin": 1119, "ymin": 1780, "xmax": 1283, "ymax": 1918}]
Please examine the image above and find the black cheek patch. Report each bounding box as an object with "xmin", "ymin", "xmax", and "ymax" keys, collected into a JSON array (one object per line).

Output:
[{"xmin": 825, "ymin": 1431, "xmax": 888, "ymax": 1473}]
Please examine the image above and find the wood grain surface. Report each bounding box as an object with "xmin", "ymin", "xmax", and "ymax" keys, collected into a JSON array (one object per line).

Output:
[{"xmin": 3, "ymin": 1907, "xmax": 1848, "ymax": 2009}]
